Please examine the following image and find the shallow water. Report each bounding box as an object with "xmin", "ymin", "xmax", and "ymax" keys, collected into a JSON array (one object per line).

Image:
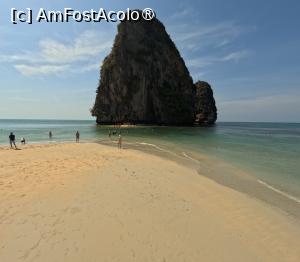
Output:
[{"xmin": 1, "ymin": 119, "xmax": 300, "ymax": 201}]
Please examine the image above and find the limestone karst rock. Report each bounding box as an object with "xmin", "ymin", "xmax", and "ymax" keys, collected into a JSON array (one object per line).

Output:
[
  {"xmin": 92, "ymin": 13, "xmax": 217, "ymax": 126},
  {"xmin": 194, "ymin": 81, "xmax": 217, "ymax": 125}
]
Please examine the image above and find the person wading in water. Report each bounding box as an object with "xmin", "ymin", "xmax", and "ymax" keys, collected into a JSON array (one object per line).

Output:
[
  {"xmin": 49, "ymin": 131, "xmax": 53, "ymax": 140},
  {"xmin": 76, "ymin": 131, "xmax": 80, "ymax": 143},
  {"xmin": 118, "ymin": 134, "xmax": 123, "ymax": 149}
]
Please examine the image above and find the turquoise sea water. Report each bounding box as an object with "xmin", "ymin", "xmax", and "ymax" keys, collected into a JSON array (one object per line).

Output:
[{"xmin": 1, "ymin": 119, "xmax": 300, "ymax": 200}]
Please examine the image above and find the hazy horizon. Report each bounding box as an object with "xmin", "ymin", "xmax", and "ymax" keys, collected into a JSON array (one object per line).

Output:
[{"xmin": 0, "ymin": 118, "xmax": 299, "ymax": 124}]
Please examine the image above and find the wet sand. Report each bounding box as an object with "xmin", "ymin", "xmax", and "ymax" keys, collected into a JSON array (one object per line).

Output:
[
  {"xmin": 1, "ymin": 143, "xmax": 300, "ymax": 262},
  {"xmin": 110, "ymin": 140, "xmax": 300, "ymax": 219}
]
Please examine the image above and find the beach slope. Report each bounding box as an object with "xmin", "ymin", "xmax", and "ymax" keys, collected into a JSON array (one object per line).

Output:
[{"xmin": 0, "ymin": 143, "xmax": 300, "ymax": 262}]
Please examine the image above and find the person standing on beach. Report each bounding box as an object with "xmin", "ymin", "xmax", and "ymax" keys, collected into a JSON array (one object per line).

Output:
[
  {"xmin": 49, "ymin": 131, "xmax": 53, "ymax": 140},
  {"xmin": 108, "ymin": 130, "xmax": 112, "ymax": 139},
  {"xmin": 76, "ymin": 131, "xmax": 80, "ymax": 143},
  {"xmin": 9, "ymin": 132, "xmax": 17, "ymax": 149},
  {"xmin": 118, "ymin": 134, "xmax": 123, "ymax": 149}
]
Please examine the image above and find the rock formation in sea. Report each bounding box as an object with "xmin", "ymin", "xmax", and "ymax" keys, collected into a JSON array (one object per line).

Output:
[
  {"xmin": 194, "ymin": 81, "xmax": 217, "ymax": 125},
  {"xmin": 91, "ymin": 12, "xmax": 217, "ymax": 126}
]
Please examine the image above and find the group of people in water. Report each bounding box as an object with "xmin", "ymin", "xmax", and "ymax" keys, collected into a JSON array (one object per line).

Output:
[
  {"xmin": 48, "ymin": 131, "xmax": 80, "ymax": 143},
  {"xmin": 8, "ymin": 130, "xmax": 123, "ymax": 149},
  {"xmin": 108, "ymin": 130, "xmax": 123, "ymax": 149}
]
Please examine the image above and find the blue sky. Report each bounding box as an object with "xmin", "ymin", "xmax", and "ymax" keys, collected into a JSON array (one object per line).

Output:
[{"xmin": 0, "ymin": 0, "xmax": 299, "ymax": 122}]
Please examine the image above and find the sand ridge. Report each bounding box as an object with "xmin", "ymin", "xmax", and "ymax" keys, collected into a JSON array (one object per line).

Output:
[{"xmin": 1, "ymin": 143, "xmax": 300, "ymax": 262}]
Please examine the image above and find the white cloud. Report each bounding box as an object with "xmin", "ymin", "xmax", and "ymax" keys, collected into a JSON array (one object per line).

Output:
[
  {"xmin": 221, "ymin": 50, "xmax": 252, "ymax": 62},
  {"xmin": 167, "ymin": 20, "xmax": 254, "ymax": 52},
  {"xmin": 0, "ymin": 53, "xmax": 40, "ymax": 63},
  {"xmin": 187, "ymin": 58, "xmax": 213, "ymax": 68},
  {"xmin": 168, "ymin": 8, "xmax": 194, "ymax": 20},
  {"xmin": 165, "ymin": 15, "xmax": 255, "ymax": 76},
  {"xmin": 14, "ymin": 64, "xmax": 70, "ymax": 76},
  {"xmin": 0, "ymin": 29, "xmax": 115, "ymax": 76},
  {"xmin": 74, "ymin": 63, "xmax": 101, "ymax": 73},
  {"xmin": 186, "ymin": 50, "xmax": 252, "ymax": 69},
  {"xmin": 39, "ymin": 30, "xmax": 113, "ymax": 64},
  {"xmin": 174, "ymin": 22, "xmax": 240, "ymax": 42},
  {"xmin": 14, "ymin": 62, "xmax": 102, "ymax": 76}
]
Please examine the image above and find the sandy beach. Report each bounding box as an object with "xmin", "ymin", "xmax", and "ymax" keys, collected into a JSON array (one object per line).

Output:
[{"xmin": 1, "ymin": 142, "xmax": 300, "ymax": 262}]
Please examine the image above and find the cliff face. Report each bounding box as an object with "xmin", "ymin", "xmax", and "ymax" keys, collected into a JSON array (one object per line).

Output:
[
  {"xmin": 91, "ymin": 15, "xmax": 195, "ymax": 125},
  {"xmin": 92, "ymin": 14, "xmax": 217, "ymax": 126},
  {"xmin": 194, "ymin": 81, "xmax": 217, "ymax": 125}
]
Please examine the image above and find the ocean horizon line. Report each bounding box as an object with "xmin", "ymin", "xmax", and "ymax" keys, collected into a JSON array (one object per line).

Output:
[{"xmin": 0, "ymin": 119, "xmax": 300, "ymax": 124}]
